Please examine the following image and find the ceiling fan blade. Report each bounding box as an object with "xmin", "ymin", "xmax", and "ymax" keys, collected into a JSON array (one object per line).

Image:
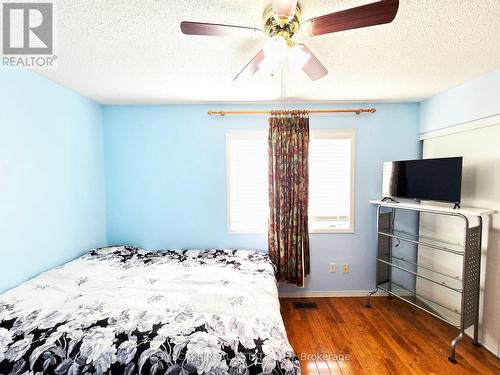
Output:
[
  {"xmin": 301, "ymin": 45, "xmax": 328, "ymax": 81},
  {"xmin": 180, "ymin": 21, "xmax": 262, "ymax": 38},
  {"xmin": 305, "ymin": 0, "xmax": 399, "ymax": 36},
  {"xmin": 233, "ymin": 50, "xmax": 265, "ymax": 82}
]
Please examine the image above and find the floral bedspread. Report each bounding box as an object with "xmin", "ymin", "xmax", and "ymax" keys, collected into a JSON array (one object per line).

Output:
[{"xmin": 0, "ymin": 246, "xmax": 299, "ymax": 375}]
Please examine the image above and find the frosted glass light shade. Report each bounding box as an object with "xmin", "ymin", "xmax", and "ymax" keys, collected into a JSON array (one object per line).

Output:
[
  {"xmin": 273, "ymin": 0, "xmax": 298, "ymax": 22},
  {"xmin": 260, "ymin": 36, "xmax": 288, "ymax": 71},
  {"xmin": 288, "ymin": 44, "xmax": 311, "ymax": 71}
]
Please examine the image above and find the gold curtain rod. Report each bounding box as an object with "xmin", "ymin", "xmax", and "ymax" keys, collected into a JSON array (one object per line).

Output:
[{"xmin": 208, "ymin": 108, "xmax": 376, "ymax": 116}]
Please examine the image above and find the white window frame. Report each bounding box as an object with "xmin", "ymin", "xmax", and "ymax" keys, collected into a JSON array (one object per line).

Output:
[{"xmin": 226, "ymin": 129, "xmax": 355, "ymax": 234}]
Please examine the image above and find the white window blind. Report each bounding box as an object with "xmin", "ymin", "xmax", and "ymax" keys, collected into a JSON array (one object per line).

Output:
[
  {"xmin": 226, "ymin": 129, "xmax": 355, "ymax": 233},
  {"xmin": 227, "ymin": 131, "xmax": 269, "ymax": 233},
  {"xmin": 309, "ymin": 130, "xmax": 355, "ymax": 232}
]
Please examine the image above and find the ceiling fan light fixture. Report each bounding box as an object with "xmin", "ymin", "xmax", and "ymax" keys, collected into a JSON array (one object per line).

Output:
[
  {"xmin": 261, "ymin": 35, "xmax": 288, "ymax": 71},
  {"xmin": 288, "ymin": 44, "xmax": 311, "ymax": 71},
  {"xmin": 272, "ymin": 0, "xmax": 298, "ymax": 23}
]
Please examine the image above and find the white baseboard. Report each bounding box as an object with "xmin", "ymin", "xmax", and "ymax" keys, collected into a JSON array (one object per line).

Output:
[{"xmin": 278, "ymin": 290, "xmax": 387, "ymax": 298}]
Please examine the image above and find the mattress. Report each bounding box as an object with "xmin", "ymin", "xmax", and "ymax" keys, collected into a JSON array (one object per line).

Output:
[{"xmin": 0, "ymin": 246, "xmax": 299, "ymax": 375}]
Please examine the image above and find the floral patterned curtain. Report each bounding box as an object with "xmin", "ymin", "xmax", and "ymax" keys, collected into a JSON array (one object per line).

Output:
[{"xmin": 268, "ymin": 110, "xmax": 310, "ymax": 287}]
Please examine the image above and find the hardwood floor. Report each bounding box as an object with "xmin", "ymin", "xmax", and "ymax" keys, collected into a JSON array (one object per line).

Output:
[{"xmin": 280, "ymin": 297, "xmax": 500, "ymax": 375}]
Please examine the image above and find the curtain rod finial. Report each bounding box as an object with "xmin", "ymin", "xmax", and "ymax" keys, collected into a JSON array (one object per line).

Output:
[{"xmin": 208, "ymin": 110, "xmax": 225, "ymax": 116}]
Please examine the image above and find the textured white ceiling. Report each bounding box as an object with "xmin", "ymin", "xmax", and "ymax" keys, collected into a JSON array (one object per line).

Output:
[{"xmin": 33, "ymin": 0, "xmax": 500, "ymax": 104}]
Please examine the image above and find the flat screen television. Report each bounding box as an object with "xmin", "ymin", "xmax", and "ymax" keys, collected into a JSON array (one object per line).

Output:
[{"xmin": 382, "ymin": 157, "xmax": 463, "ymax": 204}]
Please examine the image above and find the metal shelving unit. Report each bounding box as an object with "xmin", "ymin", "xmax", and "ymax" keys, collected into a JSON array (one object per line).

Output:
[{"xmin": 365, "ymin": 200, "xmax": 494, "ymax": 363}]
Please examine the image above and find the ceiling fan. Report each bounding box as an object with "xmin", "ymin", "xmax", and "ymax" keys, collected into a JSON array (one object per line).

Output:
[{"xmin": 181, "ymin": 0, "xmax": 399, "ymax": 82}]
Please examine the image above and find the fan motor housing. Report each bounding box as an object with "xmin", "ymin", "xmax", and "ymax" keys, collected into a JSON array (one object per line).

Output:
[{"xmin": 263, "ymin": 3, "xmax": 302, "ymax": 44}]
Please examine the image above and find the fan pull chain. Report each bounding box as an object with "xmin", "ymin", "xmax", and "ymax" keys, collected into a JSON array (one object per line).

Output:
[{"xmin": 280, "ymin": 64, "xmax": 287, "ymax": 111}]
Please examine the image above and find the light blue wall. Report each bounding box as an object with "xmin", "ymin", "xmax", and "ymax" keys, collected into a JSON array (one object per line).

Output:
[
  {"xmin": 0, "ymin": 69, "xmax": 107, "ymax": 293},
  {"xmin": 0, "ymin": 70, "xmax": 420, "ymax": 294},
  {"xmin": 420, "ymin": 68, "xmax": 500, "ymax": 134},
  {"xmin": 4, "ymin": 65, "xmax": 497, "ymax": 293},
  {"xmin": 103, "ymin": 103, "xmax": 420, "ymax": 291}
]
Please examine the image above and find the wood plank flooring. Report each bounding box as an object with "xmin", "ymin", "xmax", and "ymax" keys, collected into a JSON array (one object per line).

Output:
[{"xmin": 280, "ymin": 297, "xmax": 500, "ymax": 375}]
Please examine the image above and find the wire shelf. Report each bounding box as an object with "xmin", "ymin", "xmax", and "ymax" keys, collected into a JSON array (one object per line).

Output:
[
  {"xmin": 378, "ymin": 229, "xmax": 465, "ymax": 255},
  {"xmin": 377, "ymin": 281, "xmax": 461, "ymax": 328},
  {"xmin": 377, "ymin": 256, "xmax": 463, "ymax": 292}
]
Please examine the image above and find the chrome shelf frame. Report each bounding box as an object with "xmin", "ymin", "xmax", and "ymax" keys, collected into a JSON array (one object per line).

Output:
[{"xmin": 366, "ymin": 202, "xmax": 483, "ymax": 363}]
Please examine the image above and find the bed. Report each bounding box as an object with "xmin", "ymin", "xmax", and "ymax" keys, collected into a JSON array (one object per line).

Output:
[{"xmin": 0, "ymin": 246, "xmax": 300, "ymax": 375}]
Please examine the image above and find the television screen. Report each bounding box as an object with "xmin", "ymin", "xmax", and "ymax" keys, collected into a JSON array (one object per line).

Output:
[{"xmin": 382, "ymin": 157, "xmax": 463, "ymax": 203}]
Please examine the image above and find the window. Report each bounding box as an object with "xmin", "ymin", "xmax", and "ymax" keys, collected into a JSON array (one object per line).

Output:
[
  {"xmin": 226, "ymin": 131, "xmax": 269, "ymax": 233},
  {"xmin": 226, "ymin": 129, "xmax": 355, "ymax": 233},
  {"xmin": 308, "ymin": 130, "xmax": 355, "ymax": 232}
]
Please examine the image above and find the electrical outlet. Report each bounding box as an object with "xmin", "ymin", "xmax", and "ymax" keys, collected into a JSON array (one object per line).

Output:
[
  {"xmin": 342, "ymin": 264, "xmax": 350, "ymax": 274},
  {"xmin": 329, "ymin": 263, "xmax": 336, "ymax": 273}
]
